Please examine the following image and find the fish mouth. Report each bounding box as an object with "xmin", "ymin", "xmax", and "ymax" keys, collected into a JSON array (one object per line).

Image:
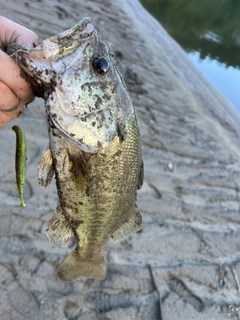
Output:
[
  {"xmin": 57, "ymin": 17, "xmax": 97, "ymax": 47},
  {"xmin": 42, "ymin": 17, "xmax": 97, "ymax": 60},
  {"xmin": 48, "ymin": 113, "xmax": 99, "ymax": 153}
]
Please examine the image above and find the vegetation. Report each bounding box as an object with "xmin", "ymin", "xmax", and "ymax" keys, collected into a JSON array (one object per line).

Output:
[{"xmin": 140, "ymin": 0, "xmax": 240, "ymax": 68}]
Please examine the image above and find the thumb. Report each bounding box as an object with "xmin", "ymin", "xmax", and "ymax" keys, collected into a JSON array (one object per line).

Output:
[
  {"xmin": 0, "ymin": 49, "xmax": 35, "ymax": 102},
  {"xmin": 0, "ymin": 16, "xmax": 39, "ymax": 49}
]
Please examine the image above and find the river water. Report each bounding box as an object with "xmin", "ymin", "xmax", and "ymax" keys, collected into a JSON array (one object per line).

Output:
[{"xmin": 140, "ymin": 0, "xmax": 240, "ymax": 112}]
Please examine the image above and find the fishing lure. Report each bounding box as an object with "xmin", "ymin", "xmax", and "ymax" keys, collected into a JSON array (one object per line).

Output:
[{"xmin": 12, "ymin": 125, "xmax": 27, "ymax": 207}]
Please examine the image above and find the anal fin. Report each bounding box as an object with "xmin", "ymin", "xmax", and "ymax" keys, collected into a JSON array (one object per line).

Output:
[
  {"xmin": 111, "ymin": 205, "xmax": 143, "ymax": 242},
  {"xmin": 46, "ymin": 205, "xmax": 74, "ymax": 248}
]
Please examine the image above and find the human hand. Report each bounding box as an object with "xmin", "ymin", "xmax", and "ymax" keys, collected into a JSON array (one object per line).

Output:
[{"xmin": 0, "ymin": 16, "xmax": 39, "ymax": 127}]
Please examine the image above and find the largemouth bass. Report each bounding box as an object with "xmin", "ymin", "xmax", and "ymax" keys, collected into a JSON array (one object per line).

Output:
[
  {"xmin": 8, "ymin": 18, "xmax": 143, "ymax": 281},
  {"xmin": 12, "ymin": 125, "xmax": 27, "ymax": 207}
]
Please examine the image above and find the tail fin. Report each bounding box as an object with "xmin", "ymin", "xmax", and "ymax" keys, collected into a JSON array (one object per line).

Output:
[{"xmin": 57, "ymin": 250, "xmax": 106, "ymax": 282}]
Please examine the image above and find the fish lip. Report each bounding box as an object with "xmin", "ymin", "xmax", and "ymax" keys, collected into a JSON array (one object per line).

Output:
[
  {"xmin": 56, "ymin": 17, "xmax": 96, "ymax": 41},
  {"xmin": 48, "ymin": 113, "xmax": 99, "ymax": 153},
  {"xmin": 42, "ymin": 17, "xmax": 97, "ymax": 60}
]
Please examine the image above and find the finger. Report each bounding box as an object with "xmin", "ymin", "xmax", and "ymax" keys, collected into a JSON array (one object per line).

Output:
[
  {"xmin": 0, "ymin": 16, "xmax": 39, "ymax": 49},
  {"xmin": 0, "ymin": 98, "xmax": 26, "ymax": 127},
  {"xmin": 0, "ymin": 50, "xmax": 35, "ymax": 102},
  {"xmin": 0, "ymin": 81, "xmax": 32, "ymax": 111},
  {"xmin": 0, "ymin": 109, "xmax": 19, "ymax": 127},
  {"xmin": 0, "ymin": 81, "xmax": 19, "ymax": 110},
  {"xmin": 0, "ymin": 102, "xmax": 24, "ymax": 127},
  {"xmin": 0, "ymin": 81, "xmax": 27, "ymax": 127}
]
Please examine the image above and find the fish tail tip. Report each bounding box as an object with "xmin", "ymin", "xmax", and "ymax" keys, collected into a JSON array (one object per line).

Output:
[{"xmin": 57, "ymin": 251, "xmax": 106, "ymax": 282}]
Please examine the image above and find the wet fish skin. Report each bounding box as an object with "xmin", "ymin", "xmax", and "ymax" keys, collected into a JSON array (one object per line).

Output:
[
  {"xmin": 8, "ymin": 18, "xmax": 143, "ymax": 281},
  {"xmin": 12, "ymin": 125, "xmax": 27, "ymax": 207},
  {"xmin": 51, "ymin": 115, "xmax": 143, "ymax": 281}
]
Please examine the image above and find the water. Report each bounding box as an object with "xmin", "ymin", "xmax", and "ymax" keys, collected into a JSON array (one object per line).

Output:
[
  {"xmin": 188, "ymin": 52, "xmax": 240, "ymax": 111},
  {"xmin": 140, "ymin": 0, "xmax": 240, "ymax": 112}
]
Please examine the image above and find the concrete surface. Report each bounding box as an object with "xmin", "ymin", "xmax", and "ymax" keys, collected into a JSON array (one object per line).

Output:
[{"xmin": 1, "ymin": 0, "xmax": 240, "ymax": 319}]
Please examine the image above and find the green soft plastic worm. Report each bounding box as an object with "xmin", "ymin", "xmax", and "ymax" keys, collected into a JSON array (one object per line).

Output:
[{"xmin": 12, "ymin": 125, "xmax": 27, "ymax": 207}]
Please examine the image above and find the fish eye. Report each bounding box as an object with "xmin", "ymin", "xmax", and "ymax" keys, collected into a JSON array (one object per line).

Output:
[{"xmin": 92, "ymin": 56, "xmax": 109, "ymax": 75}]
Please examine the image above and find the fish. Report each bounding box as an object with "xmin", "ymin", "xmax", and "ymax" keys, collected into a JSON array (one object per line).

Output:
[
  {"xmin": 12, "ymin": 125, "xmax": 27, "ymax": 207},
  {"xmin": 8, "ymin": 17, "xmax": 144, "ymax": 281}
]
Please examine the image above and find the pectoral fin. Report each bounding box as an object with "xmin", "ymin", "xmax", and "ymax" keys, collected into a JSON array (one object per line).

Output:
[
  {"xmin": 38, "ymin": 146, "xmax": 55, "ymax": 188},
  {"xmin": 46, "ymin": 205, "xmax": 74, "ymax": 248},
  {"xmin": 111, "ymin": 205, "xmax": 143, "ymax": 242}
]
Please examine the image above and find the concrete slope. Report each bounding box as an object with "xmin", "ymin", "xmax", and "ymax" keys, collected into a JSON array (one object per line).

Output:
[{"xmin": 1, "ymin": 0, "xmax": 240, "ymax": 319}]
